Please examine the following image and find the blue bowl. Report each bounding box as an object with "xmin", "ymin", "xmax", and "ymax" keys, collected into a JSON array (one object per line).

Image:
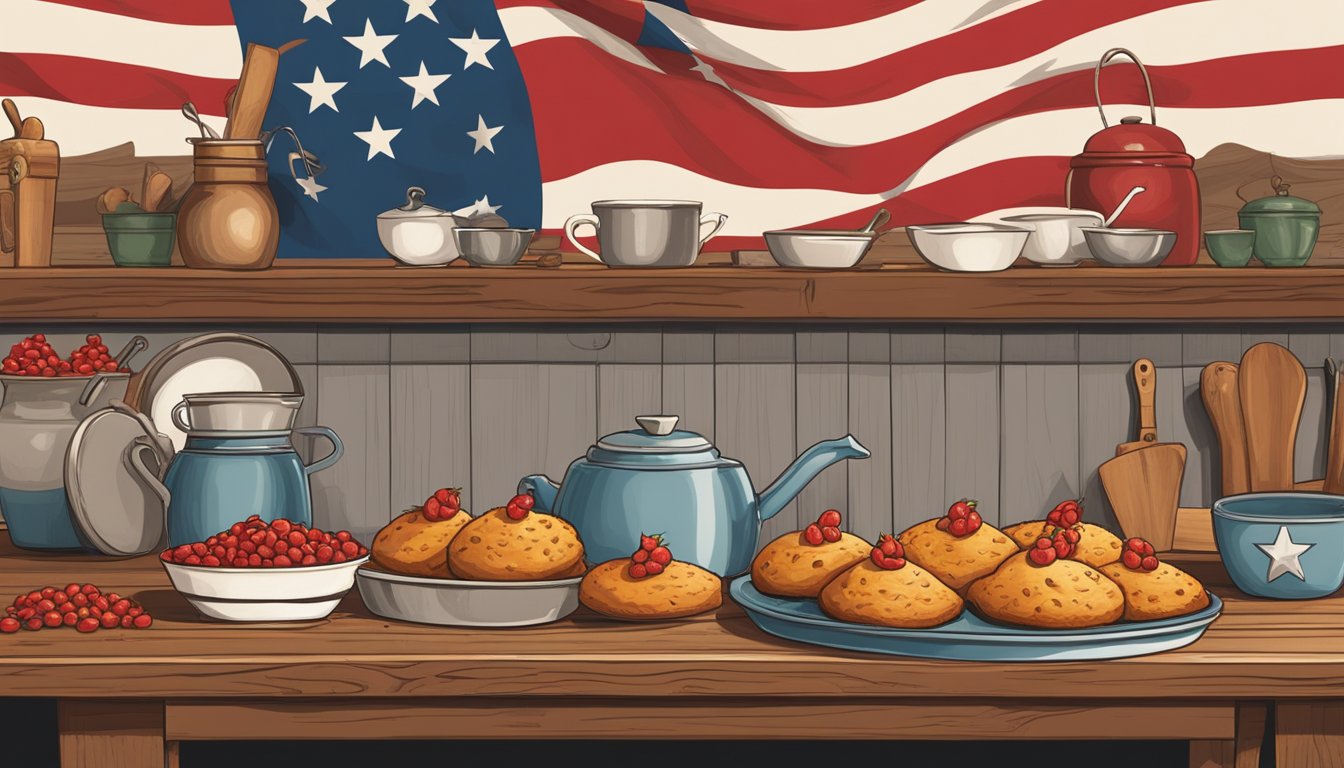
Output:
[{"xmin": 1212, "ymin": 493, "xmax": 1344, "ymax": 599}]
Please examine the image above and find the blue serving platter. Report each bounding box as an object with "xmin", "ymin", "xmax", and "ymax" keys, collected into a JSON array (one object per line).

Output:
[{"xmin": 730, "ymin": 576, "xmax": 1222, "ymax": 662}]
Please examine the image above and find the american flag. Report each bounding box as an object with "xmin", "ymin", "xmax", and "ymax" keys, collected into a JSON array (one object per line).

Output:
[{"xmin": 3, "ymin": 0, "xmax": 1342, "ymax": 258}]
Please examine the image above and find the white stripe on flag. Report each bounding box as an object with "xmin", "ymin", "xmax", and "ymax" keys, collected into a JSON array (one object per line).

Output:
[{"xmin": 3, "ymin": 97, "xmax": 224, "ymax": 157}]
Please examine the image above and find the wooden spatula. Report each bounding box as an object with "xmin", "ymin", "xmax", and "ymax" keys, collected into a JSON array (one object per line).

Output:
[
  {"xmin": 1116, "ymin": 358, "xmax": 1158, "ymax": 455},
  {"xmin": 223, "ymin": 39, "xmax": 305, "ymax": 140},
  {"xmin": 1200, "ymin": 361, "xmax": 1251, "ymax": 496},
  {"xmin": 1099, "ymin": 442, "xmax": 1187, "ymax": 551},
  {"xmin": 1324, "ymin": 357, "xmax": 1344, "ymax": 494},
  {"xmin": 1239, "ymin": 342, "xmax": 1306, "ymax": 492}
]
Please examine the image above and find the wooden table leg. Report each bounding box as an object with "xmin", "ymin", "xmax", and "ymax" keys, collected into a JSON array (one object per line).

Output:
[
  {"xmin": 1190, "ymin": 701, "xmax": 1267, "ymax": 768},
  {"xmin": 58, "ymin": 700, "xmax": 168, "ymax": 768},
  {"xmin": 1277, "ymin": 700, "xmax": 1344, "ymax": 768}
]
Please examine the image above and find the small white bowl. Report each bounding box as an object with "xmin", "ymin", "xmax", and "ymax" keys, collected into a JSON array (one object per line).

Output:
[
  {"xmin": 1000, "ymin": 212, "xmax": 1102, "ymax": 267},
  {"xmin": 1082, "ymin": 227, "xmax": 1177, "ymax": 267},
  {"xmin": 356, "ymin": 566, "xmax": 582, "ymax": 627},
  {"xmin": 907, "ymin": 223, "xmax": 1029, "ymax": 272},
  {"xmin": 763, "ymin": 230, "xmax": 876, "ymax": 269},
  {"xmin": 162, "ymin": 556, "xmax": 368, "ymax": 622}
]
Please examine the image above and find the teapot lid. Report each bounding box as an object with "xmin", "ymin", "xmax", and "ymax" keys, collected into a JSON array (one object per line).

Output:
[
  {"xmin": 377, "ymin": 186, "xmax": 455, "ymax": 220},
  {"xmin": 596, "ymin": 415, "xmax": 713, "ymax": 454},
  {"xmin": 1240, "ymin": 176, "xmax": 1321, "ymax": 215}
]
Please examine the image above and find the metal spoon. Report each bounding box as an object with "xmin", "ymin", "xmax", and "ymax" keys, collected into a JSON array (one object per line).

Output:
[
  {"xmin": 1102, "ymin": 186, "xmax": 1146, "ymax": 227},
  {"xmin": 181, "ymin": 102, "xmax": 219, "ymax": 139},
  {"xmin": 861, "ymin": 208, "xmax": 891, "ymax": 234}
]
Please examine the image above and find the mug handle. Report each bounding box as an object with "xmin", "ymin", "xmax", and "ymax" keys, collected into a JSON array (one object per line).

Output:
[
  {"xmin": 563, "ymin": 214, "xmax": 604, "ymax": 263},
  {"xmin": 170, "ymin": 401, "xmax": 191, "ymax": 433},
  {"xmin": 294, "ymin": 426, "xmax": 344, "ymax": 475},
  {"xmin": 698, "ymin": 212, "xmax": 728, "ymax": 248},
  {"xmin": 126, "ymin": 436, "xmax": 172, "ymax": 507}
]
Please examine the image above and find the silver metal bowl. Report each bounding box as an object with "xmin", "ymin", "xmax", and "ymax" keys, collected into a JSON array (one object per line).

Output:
[
  {"xmin": 454, "ymin": 227, "xmax": 535, "ymax": 267},
  {"xmin": 172, "ymin": 392, "xmax": 303, "ymax": 433},
  {"xmin": 1081, "ymin": 227, "xmax": 1177, "ymax": 267},
  {"xmin": 356, "ymin": 566, "xmax": 582, "ymax": 627}
]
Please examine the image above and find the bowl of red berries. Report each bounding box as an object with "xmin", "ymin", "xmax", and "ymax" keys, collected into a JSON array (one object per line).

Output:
[{"xmin": 160, "ymin": 516, "xmax": 369, "ymax": 622}]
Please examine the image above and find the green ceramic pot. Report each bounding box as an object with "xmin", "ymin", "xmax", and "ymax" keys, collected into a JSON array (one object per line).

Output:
[
  {"xmin": 102, "ymin": 212, "xmax": 175, "ymax": 267},
  {"xmin": 1238, "ymin": 182, "xmax": 1320, "ymax": 267}
]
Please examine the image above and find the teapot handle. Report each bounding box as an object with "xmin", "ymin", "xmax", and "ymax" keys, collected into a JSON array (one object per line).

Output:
[
  {"xmin": 295, "ymin": 426, "xmax": 343, "ymax": 475},
  {"xmin": 170, "ymin": 401, "xmax": 192, "ymax": 433},
  {"xmin": 126, "ymin": 436, "xmax": 172, "ymax": 509},
  {"xmin": 1094, "ymin": 48, "xmax": 1156, "ymax": 128}
]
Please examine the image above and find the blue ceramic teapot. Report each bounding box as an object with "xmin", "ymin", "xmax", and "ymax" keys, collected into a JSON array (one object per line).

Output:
[{"xmin": 518, "ymin": 415, "xmax": 869, "ymax": 576}]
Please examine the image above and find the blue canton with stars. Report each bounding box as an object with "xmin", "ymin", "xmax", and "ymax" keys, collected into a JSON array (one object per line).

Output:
[{"xmin": 230, "ymin": 0, "xmax": 542, "ymax": 259}]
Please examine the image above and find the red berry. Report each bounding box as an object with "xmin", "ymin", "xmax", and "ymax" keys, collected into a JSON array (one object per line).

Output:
[
  {"xmin": 803, "ymin": 523, "xmax": 824, "ymax": 546},
  {"xmin": 1028, "ymin": 546, "xmax": 1057, "ymax": 566},
  {"xmin": 821, "ymin": 526, "xmax": 841, "ymax": 543},
  {"xmin": 935, "ymin": 518, "xmax": 950, "ymax": 531},
  {"xmin": 77, "ymin": 618, "xmax": 99, "ymax": 633},
  {"xmin": 966, "ymin": 510, "xmax": 982, "ymax": 529},
  {"xmin": 949, "ymin": 518, "xmax": 968, "ymax": 537},
  {"xmin": 24, "ymin": 618, "xmax": 42, "ymax": 631},
  {"xmin": 1141, "ymin": 555, "xmax": 1159, "ymax": 571},
  {"xmin": 1063, "ymin": 528, "xmax": 1081, "ymax": 544},
  {"xmin": 62, "ymin": 612, "xmax": 78, "ymax": 627},
  {"xmin": 507, "ymin": 494, "xmax": 534, "ymax": 512},
  {"xmin": 1122, "ymin": 550, "xmax": 1142, "ymax": 570},
  {"xmin": 43, "ymin": 611, "xmax": 62, "ymax": 628},
  {"xmin": 423, "ymin": 496, "xmax": 442, "ymax": 521},
  {"xmin": 640, "ymin": 535, "xmax": 659, "ymax": 552},
  {"xmin": 631, "ymin": 549, "xmax": 649, "ymax": 564},
  {"xmin": 273, "ymin": 555, "xmax": 292, "ymax": 568},
  {"xmin": 132, "ymin": 614, "xmax": 152, "ymax": 629},
  {"xmin": 877, "ymin": 534, "xmax": 901, "ymax": 557},
  {"xmin": 947, "ymin": 500, "xmax": 971, "ymax": 520},
  {"xmin": 628, "ymin": 563, "xmax": 648, "ymax": 579},
  {"xmin": 645, "ymin": 561, "xmax": 664, "ymax": 576},
  {"xmin": 0, "ymin": 618, "xmax": 18, "ymax": 633},
  {"xmin": 120, "ymin": 615, "xmax": 134, "ymax": 628},
  {"xmin": 1126, "ymin": 537, "xmax": 1145, "ymax": 552},
  {"xmin": 649, "ymin": 546, "xmax": 672, "ymax": 565},
  {"xmin": 505, "ymin": 502, "xmax": 527, "ymax": 521},
  {"xmin": 818, "ymin": 509, "xmax": 842, "ymax": 528}
]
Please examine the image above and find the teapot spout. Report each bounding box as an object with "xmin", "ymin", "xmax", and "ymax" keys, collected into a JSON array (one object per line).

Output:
[
  {"xmin": 757, "ymin": 435, "xmax": 870, "ymax": 522},
  {"xmin": 517, "ymin": 475, "xmax": 560, "ymax": 515}
]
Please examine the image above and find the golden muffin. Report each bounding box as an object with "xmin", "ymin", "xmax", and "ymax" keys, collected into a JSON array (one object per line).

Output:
[
  {"xmin": 371, "ymin": 508, "xmax": 471, "ymax": 578},
  {"xmin": 900, "ymin": 518, "xmax": 1019, "ymax": 592},
  {"xmin": 580, "ymin": 559, "xmax": 722, "ymax": 620},
  {"xmin": 819, "ymin": 555, "xmax": 963, "ymax": 629},
  {"xmin": 1099, "ymin": 560, "xmax": 1210, "ymax": 621},
  {"xmin": 966, "ymin": 552, "xmax": 1125, "ymax": 629},
  {"xmin": 1003, "ymin": 521, "xmax": 1123, "ymax": 569},
  {"xmin": 751, "ymin": 530, "xmax": 871, "ymax": 598},
  {"xmin": 448, "ymin": 507, "xmax": 585, "ymax": 581}
]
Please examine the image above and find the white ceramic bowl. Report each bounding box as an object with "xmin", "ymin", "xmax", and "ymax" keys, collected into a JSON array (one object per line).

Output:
[
  {"xmin": 377, "ymin": 215, "xmax": 462, "ymax": 266},
  {"xmin": 906, "ymin": 223, "xmax": 1030, "ymax": 272},
  {"xmin": 1000, "ymin": 212, "xmax": 1103, "ymax": 267},
  {"xmin": 763, "ymin": 230, "xmax": 876, "ymax": 269},
  {"xmin": 356, "ymin": 567, "xmax": 582, "ymax": 627},
  {"xmin": 162, "ymin": 556, "xmax": 368, "ymax": 621},
  {"xmin": 1082, "ymin": 227, "xmax": 1177, "ymax": 267}
]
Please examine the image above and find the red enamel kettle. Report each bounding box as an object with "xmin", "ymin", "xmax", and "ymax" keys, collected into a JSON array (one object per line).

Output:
[{"xmin": 1067, "ymin": 48, "xmax": 1200, "ymax": 266}]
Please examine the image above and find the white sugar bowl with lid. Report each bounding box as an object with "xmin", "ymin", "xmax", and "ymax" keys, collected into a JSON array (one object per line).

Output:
[{"xmin": 376, "ymin": 186, "xmax": 466, "ymax": 266}]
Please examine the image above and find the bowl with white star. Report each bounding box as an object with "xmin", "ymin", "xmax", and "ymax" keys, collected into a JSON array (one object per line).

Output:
[{"xmin": 1212, "ymin": 493, "xmax": 1344, "ymax": 599}]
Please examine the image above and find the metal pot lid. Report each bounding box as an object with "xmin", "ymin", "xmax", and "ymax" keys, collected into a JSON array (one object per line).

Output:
[
  {"xmin": 594, "ymin": 415, "xmax": 715, "ymax": 456},
  {"xmin": 377, "ymin": 186, "xmax": 459, "ymax": 220},
  {"xmin": 1240, "ymin": 178, "xmax": 1321, "ymax": 215},
  {"xmin": 65, "ymin": 404, "xmax": 169, "ymax": 556}
]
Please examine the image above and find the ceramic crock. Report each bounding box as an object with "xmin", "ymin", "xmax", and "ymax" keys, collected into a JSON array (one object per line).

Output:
[
  {"xmin": 518, "ymin": 415, "xmax": 869, "ymax": 576},
  {"xmin": 147, "ymin": 426, "xmax": 342, "ymax": 547},
  {"xmin": 1238, "ymin": 177, "xmax": 1321, "ymax": 267},
  {"xmin": 177, "ymin": 139, "xmax": 279, "ymax": 270},
  {"xmin": 0, "ymin": 374, "xmax": 129, "ymax": 549},
  {"xmin": 1067, "ymin": 48, "xmax": 1200, "ymax": 266}
]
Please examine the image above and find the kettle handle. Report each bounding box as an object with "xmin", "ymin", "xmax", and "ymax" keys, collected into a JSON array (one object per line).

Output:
[
  {"xmin": 295, "ymin": 426, "xmax": 343, "ymax": 475},
  {"xmin": 1094, "ymin": 48, "xmax": 1156, "ymax": 128}
]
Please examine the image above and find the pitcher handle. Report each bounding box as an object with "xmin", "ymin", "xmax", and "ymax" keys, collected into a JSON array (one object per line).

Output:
[
  {"xmin": 563, "ymin": 214, "xmax": 604, "ymax": 263},
  {"xmin": 170, "ymin": 401, "xmax": 192, "ymax": 433},
  {"xmin": 294, "ymin": 426, "xmax": 343, "ymax": 475},
  {"xmin": 698, "ymin": 212, "xmax": 728, "ymax": 249},
  {"xmin": 126, "ymin": 436, "xmax": 172, "ymax": 508}
]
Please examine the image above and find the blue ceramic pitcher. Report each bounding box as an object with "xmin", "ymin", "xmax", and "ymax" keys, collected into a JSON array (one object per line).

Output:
[
  {"xmin": 518, "ymin": 415, "xmax": 869, "ymax": 576},
  {"xmin": 134, "ymin": 427, "xmax": 342, "ymax": 546}
]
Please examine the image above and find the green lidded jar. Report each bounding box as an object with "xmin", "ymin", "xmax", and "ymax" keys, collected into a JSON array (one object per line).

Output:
[{"xmin": 1238, "ymin": 176, "xmax": 1321, "ymax": 267}]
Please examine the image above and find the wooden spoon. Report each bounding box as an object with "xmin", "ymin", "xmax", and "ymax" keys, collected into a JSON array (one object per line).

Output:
[
  {"xmin": 1200, "ymin": 362, "xmax": 1251, "ymax": 496},
  {"xmin": 2, "ymin": 99, "xmax": 21, "ymax": 137},
  {"xmin": 96, "ymin": 187, "xmax": 133, "ymax": 215},
  {"xmin": 1239, "ymin": 342, "xmax": 1306, "ymax": 492},
  {"xmin": 142, "ymin": 173, "xmax": 173, "ymax": 212},
  {"xmin": 1115, "ymin": 358, "xmax": 1158, "ymax": 455}
]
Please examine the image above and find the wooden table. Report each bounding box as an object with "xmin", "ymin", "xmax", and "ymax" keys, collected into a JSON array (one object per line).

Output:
[{"xmin": 0, "ymin": 535, "xmax": 1339, "ymax": 768}]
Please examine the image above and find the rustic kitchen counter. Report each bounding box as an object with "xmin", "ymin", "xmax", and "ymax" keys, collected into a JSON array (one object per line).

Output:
[
  {"xmin": 5, "ymin": 260, "xmax": 1344, "ymax": 322},
  {"xmin": 0, "ymin": 533, "xmax": 1338, "ymax": 767}
]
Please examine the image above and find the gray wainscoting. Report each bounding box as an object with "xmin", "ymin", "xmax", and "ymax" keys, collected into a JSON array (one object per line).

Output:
[{"xmin": 5, "ymin": 323, "xmax": 1342, "ymax": 546}]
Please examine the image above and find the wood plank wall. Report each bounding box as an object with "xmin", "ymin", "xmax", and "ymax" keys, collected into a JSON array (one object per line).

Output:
[{"xmin": 3, "ymin": 323, "xmax": 1340, "ymax": 545}]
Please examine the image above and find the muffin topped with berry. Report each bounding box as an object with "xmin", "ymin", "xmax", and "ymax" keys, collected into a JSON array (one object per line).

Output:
[
  {"xmin": 965, "ymin": 528, "xmax": 1124, "ymax": 629},
  {"xmin": 819, "ymin": 534, "xmax": 964, "ymax": 629},
  {"xmin": 751, "ymin": 509, "xmax": 871, "ymax": 598},
  {"xmin": 1099, "ymin": 538, "xmax": 1209, "ymax": 621},
  {"xmin": 579, "ymin": 535, "xmax": 722, "ymax": 620},
  {"xmin": 371, "ymin": 487, "xmax": 471, "ymax": 578},
  {"xmin": 898, "ymin": 499, "xmax": 1020, "ymax": 592},
  {"xmin": 1003, "ymin": 498, "xmax": 1124, "ymax": 569},
  {"xmin": 447, "ymin": 494, "xmax": 586, "ymax": 581}
]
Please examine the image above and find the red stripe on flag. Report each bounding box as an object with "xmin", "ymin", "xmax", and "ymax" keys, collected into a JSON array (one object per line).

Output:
[
  {"xmin": 0, "ymin": 52, "xmax": 237, "ymax": 113},
  {"xmin": 497, "ymin": 0, "xmax": 649, "ymax": 42},
  {"xmin": 676, "ymin": 0, "xmax": 920, "ymax": 31},
  {"xmin": 37, "ymin": 0, "xmax": 235, "ymax": 25}
]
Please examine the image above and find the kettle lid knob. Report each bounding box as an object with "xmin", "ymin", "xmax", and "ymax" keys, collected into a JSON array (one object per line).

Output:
[
  {"xmin": 635, "ymin": 415, "xmax": 679, "ymax": 436},
  {"xmin": 1120, "ymin": 116, "xmax": 1143, "ymax": 124}
]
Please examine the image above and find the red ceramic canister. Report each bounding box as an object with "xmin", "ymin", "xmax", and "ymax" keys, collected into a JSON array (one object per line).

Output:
[{"xmin": 1067, "ymin": 49, "xmax": 1200, "ymax": 266}]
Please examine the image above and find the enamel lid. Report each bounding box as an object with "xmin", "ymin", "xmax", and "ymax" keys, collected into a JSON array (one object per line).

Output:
[
  {"xmin": 377, "ymin": 186, "xmax": 456, "ymax": 220},
  {"xmin": 65, "ymin": 402, "xmax": 169, "ymax": 556},
  {"xmin": 589, "ymin": 416, "xmax": 724, "ymax": 467},
  {"xmin": 1240, "ymin": 178, "xmax": 1321, "ymax": 216}
]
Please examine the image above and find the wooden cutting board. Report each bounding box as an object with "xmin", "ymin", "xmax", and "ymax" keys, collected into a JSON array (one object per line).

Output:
[
  {"xmin": 1200, "ymin": 361, "xmax": 1250, "ymax": 496},
  {"xmin": 1238, "ymin": 342, "xmax": 1306, "ymax": 492},
  {"xmin": 1099, "ymin": 442, "xmax": 1187, "ymax": 551}
]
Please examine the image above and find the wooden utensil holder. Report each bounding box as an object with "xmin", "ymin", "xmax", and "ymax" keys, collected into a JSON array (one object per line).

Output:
[{"xmin": 0, "ymin": 135, "xmax": 59, "ymax": 267}]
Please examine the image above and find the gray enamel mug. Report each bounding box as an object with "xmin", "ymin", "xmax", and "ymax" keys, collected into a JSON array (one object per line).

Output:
[{"xmin": 563, "ymin": 200, "xmax": 727, "ymax": 267}]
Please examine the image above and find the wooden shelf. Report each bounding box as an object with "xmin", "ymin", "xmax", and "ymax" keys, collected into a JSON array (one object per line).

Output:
[{"xmin": 5, "ymin": 260, "xmax": 1344, "ymax": 323}]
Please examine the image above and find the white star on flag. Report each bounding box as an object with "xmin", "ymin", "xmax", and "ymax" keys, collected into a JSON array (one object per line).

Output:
[
  {"xmin": 403, "ymin": 0, "xmax": 437, "ymax": 23},
  {"xmin": 1256, "ymin": 526, "xmax": 1313, "ymax": 582},
  {"xmin": 344, "ymin": 19, "xmax": 397, "ymax": 69},
  {"xmin": 467, "ymin": 115, "xmax": 503, "ymax": 154},
  {"xmin": 294, "ymin": 67, "xmax": 346, "ymax": 113},
  {"xmin": 450, "ymin": 30, "xmax": 499, "ymax": 70},
  {"xmin": 455, "ymin": 196, "xmax": 501, "ymax": 218},
  {"xmin": 400, "ymin": 61, "xmax": 450, "ymax": 108},
  {"xmin": 296, "ymin": 176, "xmax": 328, "ymax": 202},
  {"xmin": 300, "ymin": 0, "xmax": 335, "ymax": 24},
  {"xmin": 354, "ymin": 117, "xmax": 401, "ymax": 160}
]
